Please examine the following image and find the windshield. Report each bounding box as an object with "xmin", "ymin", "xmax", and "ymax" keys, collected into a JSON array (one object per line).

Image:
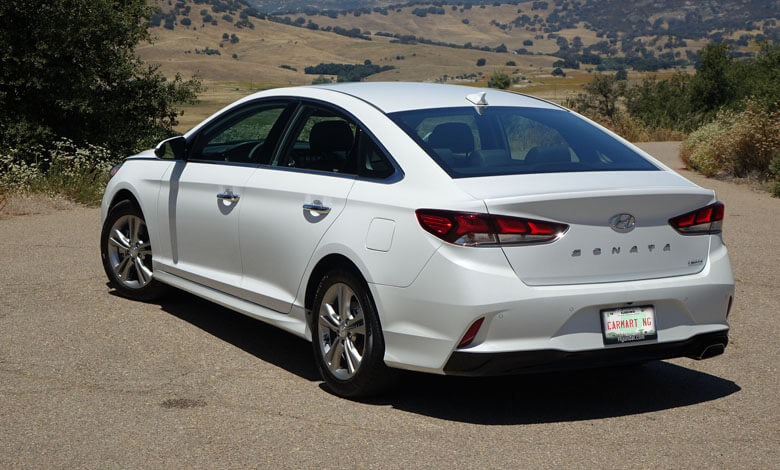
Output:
[{"xmin": 388, "ymin": 106, "xmax": 659, "ymax": 178}]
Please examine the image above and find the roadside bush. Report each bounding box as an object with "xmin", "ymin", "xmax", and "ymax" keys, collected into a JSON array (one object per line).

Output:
[
  {"xmin": 681, "ymin": 99, "xmax": 780, "ymax": 179},
  {"xmin": 0, "ymin": 138, "xmax": 116, "ymax": 205},
  {"xmin": 607, "ymin": 111, "xmax": 651, "ymax": 143},
  {"xmin": 680, "ymin": 119, "xmax": 731, "ymax": 176},
  {"xmin": 770, "ymin": 154, "xmax": 780, "ymax": 197}
]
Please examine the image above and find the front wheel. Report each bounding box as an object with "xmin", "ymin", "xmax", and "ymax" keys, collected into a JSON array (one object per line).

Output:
[
  {"xmin": 100, "ymin": 200, "xmax": 166, "ymax": 301},
  {"xmin": 311, "ymin": 269, "xmax": 395, "ymax": 398}
]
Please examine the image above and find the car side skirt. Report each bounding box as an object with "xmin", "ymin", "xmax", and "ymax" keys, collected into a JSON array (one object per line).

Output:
[{"xmin": 154, "ymin": 270, "xmax": 308, "ymax": 339}]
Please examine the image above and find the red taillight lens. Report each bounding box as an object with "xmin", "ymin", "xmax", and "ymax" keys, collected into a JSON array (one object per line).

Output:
[
  {"xmin": 418, "ymin": 213, "xmax": 452, "ymax": 234},
  {"xmin": 669, "ymin": 202, "xmax": 724, "ymax": 235},
  {"xmin": 416, "ymin": 209, "xmax": 568, "ymax": 246},
  {"xmin": 458, "ymin": 318, "xmax": 485, "ymax": 348}
]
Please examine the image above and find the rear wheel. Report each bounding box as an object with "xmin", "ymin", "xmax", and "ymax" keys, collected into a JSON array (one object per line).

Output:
[
  {"xmin": 100, "ymin": 200, "xmax": 166, "ymax": 301},
  {"xmin": 311, "ymin": 269, "xmax": 395, "ymax": 398}
]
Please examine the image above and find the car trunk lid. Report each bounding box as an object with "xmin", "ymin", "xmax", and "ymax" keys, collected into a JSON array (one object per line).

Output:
[{"xmin": 454, "ymin": 171, "xmax": 716, "ymax": 286}]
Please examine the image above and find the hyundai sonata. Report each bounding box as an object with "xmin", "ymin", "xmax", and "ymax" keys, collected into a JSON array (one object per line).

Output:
[{"xmin": 100, "ymin": 82, "xmax": 733, "ymax": 397}]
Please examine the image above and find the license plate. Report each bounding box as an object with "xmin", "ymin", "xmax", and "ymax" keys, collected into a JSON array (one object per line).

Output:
[{"xmin": 601, "ymin": 305, "xmax": 657, "ymax": 345}]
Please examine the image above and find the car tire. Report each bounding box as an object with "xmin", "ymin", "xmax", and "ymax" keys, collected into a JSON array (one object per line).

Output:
[
  {"xmin": 311, "ymin": 269, "xmax": 396, "ymax": 398},
  {"xmin": 100, "ymin": 199, "xmax": 166, "ymax": 301}
]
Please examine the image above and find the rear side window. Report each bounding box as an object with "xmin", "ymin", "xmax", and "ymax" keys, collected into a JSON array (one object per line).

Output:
[
  {"xmin": 275, "ymin": 103, "xmax": 396, "ymax": 180},
  {"xmin": 389, "ymin": 106, "xmax": 658, "ymax": 178},
  {"xmin": 356, "ymin": 129, "xmax": 395, "ymax": 179},
  {"xmin": 276, "ymin": 105, "xmax": 357, "ymax": 174}
]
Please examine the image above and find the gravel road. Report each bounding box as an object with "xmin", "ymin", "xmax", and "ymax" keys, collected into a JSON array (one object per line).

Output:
[{"xmin": 1, "ymin": 142, "xmax": 777, "ymax": 468}]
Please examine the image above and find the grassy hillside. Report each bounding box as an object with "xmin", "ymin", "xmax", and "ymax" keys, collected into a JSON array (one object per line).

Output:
[
  {"xmin": 277, "ymin": 1, "xmax": 776, "ymax": 61},
  {"xmin": 138, "ymin": 5, "xmax": 561, "ymax": 130},
  {"xmin": 139, "ymin": 0, "xmax": 778, "ymax": 130},
  {"xmin": 139, "ymin": 16, "xmax": 556, "ymax": 84}
]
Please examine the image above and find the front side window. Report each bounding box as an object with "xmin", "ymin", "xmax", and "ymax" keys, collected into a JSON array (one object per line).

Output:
[
  {"xmin": 190, "ymin": 101, "xmax": 293, "ymax": 164},
  {"xmin": 389, "ymin": 106, "xmax": 658, "ymax": 178}
]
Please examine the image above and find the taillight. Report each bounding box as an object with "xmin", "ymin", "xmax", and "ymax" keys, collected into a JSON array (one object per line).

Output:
[
  {"xmin": 669, "ymin": 202, "xmax": 724, "ymax": 235},
  {"xmin": 416, "ymin": 209, "xmax": 568, "ymax": 246}
]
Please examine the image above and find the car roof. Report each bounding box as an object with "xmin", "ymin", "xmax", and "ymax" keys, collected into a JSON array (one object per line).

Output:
[{"xmin": 301, "ymin": 82, "xmax": 562, "ymax": 114}]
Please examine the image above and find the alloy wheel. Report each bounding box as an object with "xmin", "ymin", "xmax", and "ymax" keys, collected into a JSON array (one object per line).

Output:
[
  {"xmin": 106, "ymin": 215, "xmax": 153, "ymax": 289},
  {"xmin": 317, "ymin": 283, "xmax": 367, "ymax": 380}
]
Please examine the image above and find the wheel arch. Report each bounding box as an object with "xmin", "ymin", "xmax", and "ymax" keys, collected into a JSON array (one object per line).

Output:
[
  {"xmin": 109, "ymin": 188, "xmax": 143, "ymax": 216},
  {"xmin": 304, "ymin": 253, "xmax": 368, "ymax": 316}
]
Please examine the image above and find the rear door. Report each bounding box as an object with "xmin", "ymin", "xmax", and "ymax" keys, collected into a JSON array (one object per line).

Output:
[
  {"xmin": 237, "ymin": 102, "xmax": 364, "ymax": 312},
  {"xmin": 155, "ymin": 100, "xmax": 295, "ymax": 291}
]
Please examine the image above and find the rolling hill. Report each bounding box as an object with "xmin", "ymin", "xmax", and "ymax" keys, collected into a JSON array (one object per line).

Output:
[{"xmin": 138, "ymin": 0, "xmax": 779, "ymax": 129}]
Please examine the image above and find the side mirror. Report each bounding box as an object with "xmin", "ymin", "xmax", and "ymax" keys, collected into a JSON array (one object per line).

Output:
[{"xmin": 154, "ymin": 136, "xmax": 187, "ymax": 160}]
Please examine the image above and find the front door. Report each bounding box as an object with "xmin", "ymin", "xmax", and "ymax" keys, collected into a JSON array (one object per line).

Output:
[{"xmin": 155, "ymin": 100, "xmax": 295, "ymax": 292}]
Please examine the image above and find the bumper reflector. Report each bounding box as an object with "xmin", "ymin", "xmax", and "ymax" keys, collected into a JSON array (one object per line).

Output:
[{"xmin": 458, "ymin": 318, "xmax": 485, "ymax": 348}]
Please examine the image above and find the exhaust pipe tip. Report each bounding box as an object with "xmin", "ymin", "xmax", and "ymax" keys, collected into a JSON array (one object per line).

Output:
[{"xmin": 694, "ymin": 343, "xmax": 726, "ymax": 360}]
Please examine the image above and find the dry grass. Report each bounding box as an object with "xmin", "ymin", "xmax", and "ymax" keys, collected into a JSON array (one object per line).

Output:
[
  {"xmin": 300, "ymin": 3, "xmax": 611, "ymax": 53},
  {"xmin": 0, "ymin": 192, "xmax": 82, "ymax": 217},
  {"xmin": 137, "ymin": 17, "xmax": 551, "ymax": 87}
]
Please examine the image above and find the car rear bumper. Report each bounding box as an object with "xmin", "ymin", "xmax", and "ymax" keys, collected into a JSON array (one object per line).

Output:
[
  {"xmin": 371, "ymin": 237, "xmax": 734, "ymax": 374},
  {"xmin": 443, "ymin": 330, "xmax": 729, "ymax": 376}
]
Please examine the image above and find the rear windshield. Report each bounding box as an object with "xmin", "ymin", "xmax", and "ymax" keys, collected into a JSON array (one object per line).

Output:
[{"xmin": 388, "ymin": 106, "xmax": 659, "ymax": 178}]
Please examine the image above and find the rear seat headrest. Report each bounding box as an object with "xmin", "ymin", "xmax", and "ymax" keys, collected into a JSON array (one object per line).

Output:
[
  {"xmin": 428, "ymin": 122, "xmax": 475, "ymax": 154},
  {"xmin": 525, "ymin": 144, "xmax": 572, "ymax": 165},
  {"xmin": 310, "ymin": 120, "xmax": 354, "ymax": 154}
]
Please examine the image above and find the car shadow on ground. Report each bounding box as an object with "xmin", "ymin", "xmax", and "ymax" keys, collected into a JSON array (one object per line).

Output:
[
  {"xmin": 150, "ymin": 289, "xmax": 740, "ymax": 425},
  {"xmin": 366, "ymin": 362, "xmax": 740, "ymax": 424},
  {"xmin": 151, "ymin": 290, "xmax": 320, "ymax": 382}
]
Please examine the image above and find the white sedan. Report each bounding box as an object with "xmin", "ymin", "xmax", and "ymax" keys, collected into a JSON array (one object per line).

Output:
[{"xmin": 100, "ymin": 82, "xmax": 734, "ymax": 397}]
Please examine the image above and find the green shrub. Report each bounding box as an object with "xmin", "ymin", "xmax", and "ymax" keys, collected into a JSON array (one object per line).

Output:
[
  {"xmin": 488, "ymin": 70, "xmax": 511, "ymax": 89},
  {"xmin": 625, "ymin": 43, "xmax": 780, "ymax": 133},
  {"xmin": 0, "ymin": 0, "xmax": 201, "ymax": 159},
  {"xmin": 769, "ymin": 153, "xmax": 780, "ymax": 197},
  {"xmin": 311, "ymin": 75, "xmax": 332, "ymax": 85}
]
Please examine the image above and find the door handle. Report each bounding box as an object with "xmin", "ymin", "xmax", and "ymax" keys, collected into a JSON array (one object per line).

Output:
[
  {"xmin": 303, "ymin": 203, "xmax": 331, "ymax": 214},
  {"xmin": 217, "ymin": 192, "xmax": 240, "ymax": 203}
]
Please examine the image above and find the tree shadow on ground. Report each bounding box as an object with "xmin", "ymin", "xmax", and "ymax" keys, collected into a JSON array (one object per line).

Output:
[{"xmin": 147, "ymin": 288, "xmax": 740, "ymax": 425}]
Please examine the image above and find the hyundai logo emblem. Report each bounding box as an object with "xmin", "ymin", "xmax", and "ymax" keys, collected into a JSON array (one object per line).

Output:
[{"xmin": 609, "ymin": 213, "xmax": 636, "ymax": 233}]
